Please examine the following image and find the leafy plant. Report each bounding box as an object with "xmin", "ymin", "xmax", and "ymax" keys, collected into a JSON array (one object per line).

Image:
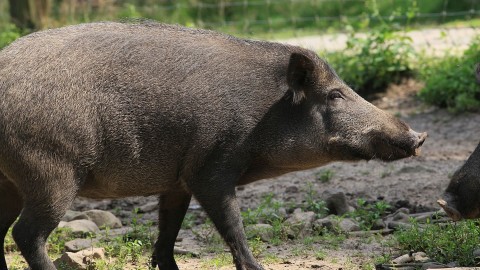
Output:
[
  {"xmin": 326, "ymin": 0, "xmax": 417, "ymax": 97},
  {"xmin": 418, "ymin": 36, "xmax": 480, "ymax": 112},
  {"xmin": 302, "ymin": 182, "xmax": 329, "ymax": 218},
  {"xmin": 348, "ymin": 198, "xmax": 391, "ymax": 230},
  {"xmin": 395, "ymin": 219, "xmax": 480, "ymax": 266},
  {"xmin": 242, "ymin": 193, "xmax": 285, "ymax": 226},
  {"xmin": 0, "ymin": 23, "xmax": 22, "ymax": 49},
  {"xmin": 316, "ymin": 169, "xmax": 335, "ymax": 183}
]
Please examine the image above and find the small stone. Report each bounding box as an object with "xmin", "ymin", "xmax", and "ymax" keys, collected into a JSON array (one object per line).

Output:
[
  {"xmin": 338, "ymin": 218, "xmax": 360, "ymax": 232},
  {"xmin": 421, "ymin": 262, "xmax": 447, "ymax": 269},
  {"xmin": 313, "ymin": 216, "xmax": 335, "ymax": 231},
  {"xmin": 245, "ymin": 224, "xmax": 274, "ymax": 242},
  {"xmin": 54, "ymin": 252, "xmax": 86, "ymax": 270},
  {"xmin": 83, "ymin": 210, "xmax": 122, "ymax": 229},
  {"xmin": 446, "ymin": 261, "xmax": 458, "ymax": 267},
  {"xmin": 285, "ymin": 186, "xmax": 299, "ymax": 193},
  {"xmin": 323, "ymin": 189, "xmax": 354, "ymax": 215},
  {"xmin": 54, "ymin": 248, "xmax": 105, "ymax": 270},
  {"xmin": 65, "ymin": 239, "xmax": 96, "ymax": 252},
  {"xmin": 173, "ymin": 247, "xmax": 199, "ymax": 257},
  {"xmin": 138, "ymin": 202, "xmax": 158, "ymax": 213},
  {"xmin": 413, "ymin": 252, "xmax": 429, "ymax": 263},
  {"xmin": 392, "ymin": 212, "xmax": 410, "ymax": 223},
  {"xmin": 62, "ymin": 210, "xmax": 84, "ymax": 222},
  {"xmin": 372, "ymin": 219, "xmax": 386, "ymax": 230},
  {"xmin": 101, "ymin": 227, "xmax": 133, "ymax": 238},
  {"xmin": 70, "ymin": 213, "xmax": 91, "ymax": 222},
  {"xmin": 387, "ymin": 221, "xmax": 412, "ymax": 230},
  {"xmin": 61, "ymin": 220, "xmax": 100, "ymax": 237},
  {"xmin": 392, "ymin": 254, "xmax": 413, "ymax": 264},
  {"xmin": 284, "ymin": 210, "xmax": 316, "ymax": 238},
  {"xmin": 473, "ymin": 248, "xmax": 480, "ymax": 257}
]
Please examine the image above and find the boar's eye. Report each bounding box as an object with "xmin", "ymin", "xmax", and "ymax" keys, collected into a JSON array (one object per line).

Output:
[{"xmin": 328, "ymin": 90, "xmax": 344, "ymax": 100}]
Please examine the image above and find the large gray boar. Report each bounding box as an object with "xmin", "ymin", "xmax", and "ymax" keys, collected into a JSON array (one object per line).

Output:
[{"xmin": 0, "ymin": 22, "xmax": 426, "ymax": 270}]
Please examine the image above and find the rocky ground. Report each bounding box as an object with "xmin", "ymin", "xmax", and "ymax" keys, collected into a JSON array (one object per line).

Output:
[{"xmin": 5, "ymin": 80, "xmax": 480, "ymax": 269}]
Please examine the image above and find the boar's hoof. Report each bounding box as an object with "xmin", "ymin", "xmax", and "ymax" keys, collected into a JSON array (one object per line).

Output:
[{"xmin": 437, "ymin": 199, "xmax": 462, "ymax": 221}]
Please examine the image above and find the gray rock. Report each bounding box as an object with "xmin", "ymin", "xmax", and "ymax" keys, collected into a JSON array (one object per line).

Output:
[
  {"xmin": 413, "ymin": 252, "xmax": 429, "ymax": 263},
  {"xmin": 173, "ymin": 247, "xmax": 199, "ymax": 257},
  {"xmin": 372, "ymin": 218, "xmax": 386, "ymax": 230},
  {"xmin": 54, "ymin": 248, "xmax": 105, "ymax": 270},
  {"xmin": 138, "ymin": 202, "xmax": 158, "ymax": 213},
  {"xmin": 473, "ymin": 248, "xmax": 480, "ymax": 257},
  {"xmin": 323, "ymin": 189, "xmax": 354, "ymax": 215},
  {"xmin": 313, "ymin": 215, "xmax": 335, "ymax": 231},
  {"xmin": 392, "ymin": 254, "xmax": 413, "ymax": 264},
  {"xmin": 391, "ymin": 212, "xmax": 410, "ymax": 223},
  {"xmin": 65, "ymin": 239, "xmax": 96, "ymax": 252},
  {"xmin": 284, "ymin": 209, "xmax": 316, "ymax": 238},
  {"xmin": 387, "ymin": 221, "xmax": 413, "ymax": 230},
  {"xmin": 70, "ymin": 213, "xmax": 91, "ymax": 222},
  {"xmin": 83, "ymin": 210, "xmax": 122, "ymax": 229},
  {"xmin": 98, "ymin": 227, "xmax": 134, "ymax": 240},
  {"xmin": 245, "ymin": 224, "xmax": 274, "ymax": 242},
  {"xmin": 421, "ymin": 262, "xmax": 447, "ymax": 269},
  {"xmin": 285, "ymin": 186, "xmax": 299, "ymax": 193},
  {"xmin": 60, "ymin": 220, "xmax": 100, "ymax": 236},
  {"xmin": 446, "ymin": 261, "xmax": 458, "ymax": 267},
  {"xmin": 338, "ymin": 218, "xmax": 360, "ymax": 232},
  {"xmin": 62, "ymin": 210, "xmax": 84, "ymax": 222}
]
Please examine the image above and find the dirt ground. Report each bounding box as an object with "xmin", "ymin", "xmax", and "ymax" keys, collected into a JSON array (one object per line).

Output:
[{"xmin": 6, "ymin": 80, "xmax": 480, "ymax": 269}]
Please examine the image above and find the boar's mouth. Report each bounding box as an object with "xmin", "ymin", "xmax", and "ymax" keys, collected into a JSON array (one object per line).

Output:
[{"xmin": 371, "ymin": 136, "xmax": 417, "ymax": 161}]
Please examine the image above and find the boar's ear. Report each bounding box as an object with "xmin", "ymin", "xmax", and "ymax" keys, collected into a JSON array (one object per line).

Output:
[{"xmin": 287, "ymin": 52, "xmax": 316, "ymax": 104}]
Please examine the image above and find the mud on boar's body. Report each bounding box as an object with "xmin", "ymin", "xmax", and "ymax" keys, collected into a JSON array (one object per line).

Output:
[{"xmin": 0, "ymin": 22, "xmax": 426, "ymax": 270}]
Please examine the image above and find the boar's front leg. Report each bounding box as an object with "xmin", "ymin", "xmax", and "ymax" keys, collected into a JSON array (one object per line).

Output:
[
  {"xmin": 0, "ymin": 173, "xmax": 23, "ymax": 270},
  {"xmin": 189, "ymin": 171, "xmax": 264, "ymax": 270},
  {"xmin": 152, "ymin": 192, "xmax": 191, "ymax": 270}
]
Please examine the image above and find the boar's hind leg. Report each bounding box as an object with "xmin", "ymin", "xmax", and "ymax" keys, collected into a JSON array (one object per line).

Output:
[
  {"xmin": 11, "ymin": 165, "xmax": 81, "ymax": 270},
  {"xmin": 152, "ymin": 192, "xmax": 191, "ymax": 270},
  {"xmin": 189, "ymin": 175, "xmax": 264, "ymax": 270},
  {"xmin": 0, "ymin": 173, "xmax": 23, "ymax": 270}
]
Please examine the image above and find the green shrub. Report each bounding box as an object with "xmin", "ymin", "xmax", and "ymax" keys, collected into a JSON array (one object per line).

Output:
[
  {"xmin": 395, "ymin": 219, "xmax": 480, "ymax": 266},
  {"xmin": 347, "ymin": 198, "xmax": 390, "ymax": 230},
  {"xmin": 0, "ymin": 23, "xmax": 21, "ymax": 49},
  {"xmin": 418, "ymin": 37, "xmax": 480, "ymax": 112},
  {"xmin": 326, "ymin": 4, "xmax": 416, "ymax": 97}
]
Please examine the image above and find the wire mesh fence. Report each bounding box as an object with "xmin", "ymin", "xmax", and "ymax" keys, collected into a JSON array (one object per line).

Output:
[{"xmin": 1, "ymin": 0, "xmax": 480, "ymax": 55}]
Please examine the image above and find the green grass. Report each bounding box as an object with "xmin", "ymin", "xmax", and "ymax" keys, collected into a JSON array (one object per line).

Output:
[{"xmin": 395, "ymin": 219, "xmax": 480, "ymax": 266}]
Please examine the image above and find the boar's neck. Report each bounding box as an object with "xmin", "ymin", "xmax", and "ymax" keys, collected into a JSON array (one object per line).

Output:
[{"xmin": 239, "ymin": 99, "xmax": 330, "ymax": 185}]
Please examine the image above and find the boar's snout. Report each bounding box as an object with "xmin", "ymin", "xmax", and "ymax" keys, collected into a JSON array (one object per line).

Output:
[
  {"xmin": 370, "ymin": 128, "xmax": 427, "ymax": 161},
  {"xmin": 438, "ymin": 196, "xmax": 463, "ymax": 221},
  {"xmin": 410, "ymin": 129, "xmax": 427, "ymax": 156}
]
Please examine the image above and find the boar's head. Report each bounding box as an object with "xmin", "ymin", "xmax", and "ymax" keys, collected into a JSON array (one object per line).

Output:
[
  {"xmin": 438, "ymin": 141, "xmax": 480, "ymax": 221},
  {"xmin": 279, "ymin": 51, "xmax": 427, "ymax": 165}
]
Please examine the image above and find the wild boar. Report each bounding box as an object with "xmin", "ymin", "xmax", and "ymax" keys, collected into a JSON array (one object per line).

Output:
[
  {"xmin": 438, "ymin": 64, "xmax": 480, "ymax": 221},
  {"xmin": 0, "ymin": 21, "xmax": 426, "ymax": 270},
  {"xmin": 438, "ymin": 143, "xmax": 480, "ymax": 221}
]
